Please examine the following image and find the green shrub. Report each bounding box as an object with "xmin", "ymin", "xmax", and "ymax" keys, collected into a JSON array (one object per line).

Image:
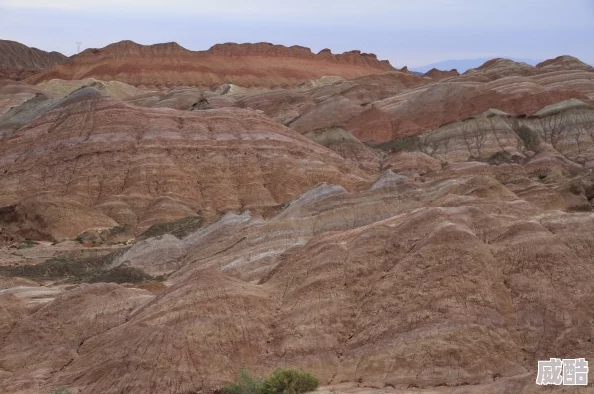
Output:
[
  {"xmin": 109, "ymin": 224, "xmax": 129, "ymax": 236},
  {"xmin": 52, "ymin": 389, "xmax": 72, "ymax": 394},
  {"xmin": 223, "ymin": 369, "xmax": 263, "ymax": 394},
  {"xmin": 0, "ymin": 249, "xmax": 152, "ymax": 284},
  {"xmin": 261, "ymin": 369, "xmax": 319, "ymax": 394},
  {"xmin": 86, "ymin": 265, "xmax": 152, "ymax": 284},
  {"xmin": 138, "ymin": 216, "xmax": 203, "ymax": 240},
  {"xmin": 17, "ymin": 239, "xmax": 38, "ymax": 249},
  {"xmin": 222, "ymin": 369, "xmax": 318, "ymax": 394},
  {"xmin": 374, "ymin": 136, "xmax": 421, "ymax": 152}
]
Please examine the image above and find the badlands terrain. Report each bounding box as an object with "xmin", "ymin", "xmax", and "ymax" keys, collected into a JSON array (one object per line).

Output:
[{"xmin": 0, "ymin": 39, "xmax": 594, "ymax": 393}]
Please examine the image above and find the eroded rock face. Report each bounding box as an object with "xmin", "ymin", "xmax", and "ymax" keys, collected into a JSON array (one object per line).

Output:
[
  {"xmin": 1, "ymin": 48, "xmax": 594, "ymax": 394},
  {"xmin": 0, "ymin": 194, "xmax": 118, "ymax": 241},
  {"xmin": 0, "ymin": 284, "xmax": 153, "ymax": 392},
  {"xmin": 2, "ymin": 170, "xmax": 594, "ymax": 393},
  {"xmin": 415, "ymin": 100, "xmax": 594, "ymax": 166},
  {"xmin": 27, "ymin": 41, "xmax": 395, "ymax": 89},
  {"xmin": 364, "ymin": 77, "xmax": 593, "ymax": 143},
  {"xmin": 0, "ymin": 87, "xmax": 370, "ymax": 240}
]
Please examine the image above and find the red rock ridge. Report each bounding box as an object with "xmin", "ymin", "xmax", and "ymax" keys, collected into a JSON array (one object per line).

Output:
[
  {"xmin": 27, "ymin": 40, "xmax": 395, "ymax": 88},
  {"xmin": 207, "ymin": 43, "xmax": 392, "ymax": 69}
]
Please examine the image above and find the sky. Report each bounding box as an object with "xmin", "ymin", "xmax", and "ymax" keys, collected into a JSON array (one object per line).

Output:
[{"xmin": 0, "ymin": 0, "xmax": 593, "ymax": 68}]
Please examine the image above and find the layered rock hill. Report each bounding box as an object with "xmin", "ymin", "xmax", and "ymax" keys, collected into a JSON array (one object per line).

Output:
[
  {"xmin": 18, "ymin": 40, "xmax": 594, "ymax": 146},
  {"xmin": 1, "ymin": 44, "xmax": 594, "ymax": 394},
  {"xmin": 0, "ymin": 86, "xmax": 370, "ymax": 241},
  {"xmin": 0, "ymin": 40, "xmax": 67, "ymax": 81},
  {"xmin": 147, "ymin": 54, "xmax": 590, "ymax": 145},
  {"xmin": 416, "ymin": 99, "xmax": 594, "ymax": 167},
  {"xmin": 1, "ymin": 165, "xmax": 594, "ymax": 393},
  {"xmin": 26, "ymin": 41, "xmax": 395, "ymax": 88}
]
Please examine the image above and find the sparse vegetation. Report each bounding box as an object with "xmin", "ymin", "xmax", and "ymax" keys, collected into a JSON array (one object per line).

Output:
[
  {"xmin": 109, "ymin": 224, "xmax": 129, "ymax": 236},
  {"xmin": 374, "ymin": 135, "xmax": 421, "ymax": 152},
  {"xmin": 138, "ymin": 216, "xmax": 203, "ymax": 240},
  {"xmin": 486, "ymin": 150, "xmax": 523, "ymax": 165},
  {"xmin": 86, "ymin": 265, "xmax": 152, "ymax": 283},
  {"xmin": 517, "ymin": 125, "xmax": 541, "ymax": 152},
  {"xmin": 223, "ymin": 369, "xmax": 263, "ymax": 394},
  {"xmin": 261, "ymin": 369, "xmax": 319, "ymax": 394},
  {"xmin": 222, "ymin": 369, "xmax": 319, "ymax": 394},
  {"xmin": 73, "ymin": 225, "xmax": 131, "ymax": 246},
  {"xmin": 74, "ymin": 231, "xmax": 101, "ymax": 246},
  {"xmin": 0, "ymin": 249, "xmax": 151, "ymax": 284},
  {"xmin": 17, "ymin": 238, "xmax": 38, "ymax": 249}
]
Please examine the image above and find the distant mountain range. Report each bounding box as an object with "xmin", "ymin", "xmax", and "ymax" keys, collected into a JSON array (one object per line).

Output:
[{"xmin": 411, "ymin": 57, "xmax": 542, "ymax": 74}]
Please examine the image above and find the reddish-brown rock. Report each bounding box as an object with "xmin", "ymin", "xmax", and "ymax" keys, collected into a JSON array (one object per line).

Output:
[
  {"xmin": 27, "ymin": 41, "xmax": 395, "ymax": 89},
  {"xmin": 2, "ymin": 169, "xmax": 594, "ymax": 393},
  {"xmin": 0, "ymin": 86, "xmax": 370, "ymax": 240},
  {"xmin": 217, "ymin": 56, "xmax": 594, "ymax": 144},
  {"xmin": 1, "ymin": 47, "xmax": 594, "ymax": 394}
]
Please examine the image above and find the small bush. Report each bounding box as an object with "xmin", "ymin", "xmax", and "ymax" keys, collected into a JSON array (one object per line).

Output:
[
  {"xmin": 138, "ymin": 216, "xmax": 203, "ymax": 240},
  {"xmin": 52, "ymin": 389, "xmax": 72, "ymax": 394},
  {"xmin": 261, "ymin": 369, "xmax": 319, "ymax": 394},
  {"xmin": 86, "ymin": 266, "xmax": 152, "ymax": 284},
  {"xmin": 223, "ymin": 369, "xmax": 263, "ymax": 394},
  {"xmin": 222, "ymin": 369, "xmax": 318, "ymax": 394},
  {"xmin": 109, "ymin": 225, "xmax": 129, "ymax": 236},
  {"xmin": 74, "ymin": 231, "xmax": 102, "ymax": 246},
  {"xmin": 17, "ymin": 239, "xmax": 38, "ymax": 249}
]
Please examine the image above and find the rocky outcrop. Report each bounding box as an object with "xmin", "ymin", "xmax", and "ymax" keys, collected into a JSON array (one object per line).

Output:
[
  {"xmin": 0, "ymin": 40, "xmax": 67, "ymax": 81},
  {"xmin": 423, "ymin": 67, "xmax": 459, "ymax": 80}
]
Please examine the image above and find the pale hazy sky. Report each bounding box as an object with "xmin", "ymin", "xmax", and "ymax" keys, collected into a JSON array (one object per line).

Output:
[{"xmin": 0, "ymin": 0, "xmax": 593, "ymax": 67}]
